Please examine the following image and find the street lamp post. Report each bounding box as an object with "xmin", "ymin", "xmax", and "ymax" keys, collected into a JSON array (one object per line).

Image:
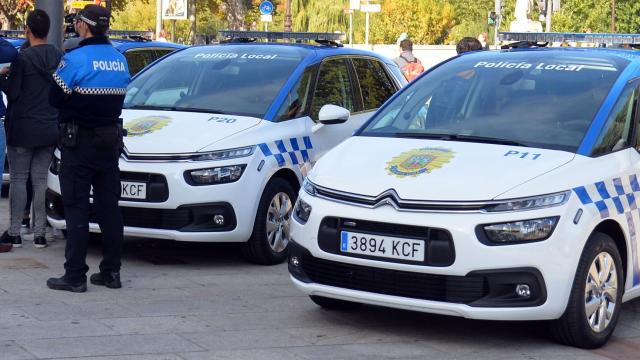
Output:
[
  {"xmin": 156, "ymin": 0, "xmax": 162, "ymax": 40},
  {"xmin": 35, "ymin": 0, "xmax": 63, "ymax": 49}
]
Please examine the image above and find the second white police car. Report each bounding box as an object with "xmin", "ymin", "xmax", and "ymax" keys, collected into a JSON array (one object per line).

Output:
[
  {"xmin": 46, "ymin": 32, "xmax": 406, "ymax": 264},
  {"xmin": 289, "ymin": 33, "xmax": 640, "ymax": 348}
]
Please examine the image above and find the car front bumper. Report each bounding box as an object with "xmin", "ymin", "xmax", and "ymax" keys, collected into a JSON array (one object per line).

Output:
[
  {"xmin": 288, "ymin": 190, "xmax": 590, "ymax": 321},
  {"xmin": 46, "ymin": 154, "xmax": 264, "ymax": 243}
]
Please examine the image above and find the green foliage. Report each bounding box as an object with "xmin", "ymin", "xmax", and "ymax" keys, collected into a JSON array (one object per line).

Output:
[
  {"xmin": 112, "ymin": 0, "xmax": 226, "ymax": 43},
  {"xmin": 616, "ymin": 0, "xmax": 640, "ymax": 33},
  {"xmin": 551, "ymin": 0, "xmax": 611, "ymax": 32},
  {"xmin": 106, "ymin": 0, "xmax": 640, "ymax": 46},
  {"xmin": 446, "ymin": 0, "xmax": 493, "ymax": 44},
  {"xmin": 371, "ymin": 0, "xmax": 455, "ymax": 44},
  {"xmin": 291, "ymin": 0, "xmax": 348, "ymax": 34}
]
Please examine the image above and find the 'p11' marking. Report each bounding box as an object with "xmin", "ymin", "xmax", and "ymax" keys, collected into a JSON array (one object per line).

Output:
[{"xmin": 504, "ymin": 150, "xmax": 541, "ymax": 160}]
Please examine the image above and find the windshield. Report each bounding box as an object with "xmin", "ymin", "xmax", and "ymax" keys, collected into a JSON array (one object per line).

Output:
[
  {"xmin": 123, "ymin": 45, "xmax": 308, "ymax": 118},
  {"xmin": 360, "ymin": 51, "xmax": 629, "ymax": 152}
]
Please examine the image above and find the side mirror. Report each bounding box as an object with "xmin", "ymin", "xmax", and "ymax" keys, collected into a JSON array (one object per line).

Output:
[{"xmin": 318, "ymin": 104, "xmax": 350, "ymax": 125}]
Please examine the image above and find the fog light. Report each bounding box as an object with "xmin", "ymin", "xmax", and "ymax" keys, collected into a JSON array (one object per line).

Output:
[
  {"xmin": 290, "ymin": 256, "xmax": 301, "ymax": 267},
  {"xmin": 213, "ymin": 215, "xmax": 225, "ymax": 225},
  {"xmin": 293, "ymin": 198, "xmax": 312, "ymax": 223},
  {"xmin": 515, "ymin": 284, "xmax": 531, "ymax": 298}
]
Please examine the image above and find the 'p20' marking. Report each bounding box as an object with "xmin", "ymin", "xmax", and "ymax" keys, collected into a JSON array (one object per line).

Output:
[{"xmin": 504, "ymin": 150, "xmax": 541, "ymax": 160}]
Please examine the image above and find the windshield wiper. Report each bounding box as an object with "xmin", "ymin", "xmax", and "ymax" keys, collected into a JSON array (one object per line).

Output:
[
  {"xmin": 170, "ymin": 107, "xmax": 229, "ymax": 115},
  {"xmin": 123, "ymin": 105, "xmax": 229, "ymax": 115},
  {"xmin": 395, "ymin": 132, "xmax": 528, "ymax": 147},
  {"xmin": 124, "ymin": 105, "xmax": 175, "ymax": 111}
]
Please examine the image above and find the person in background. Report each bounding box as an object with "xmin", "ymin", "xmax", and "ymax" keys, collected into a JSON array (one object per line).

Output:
[
  {"xmin": 0, "ymin": 32, "xmax": 19, "ymax": 253},
  {"xmin": 0, "ymin": 9, "xmax": 62, "ymax": 250},
  {"xmin": 456, "ymin": 37, "xmax": 484, "ymax": 54},
  {"xmin": 157, "ymin": 29, "xmax": 168, "ymax": 42},
  {"xmin": 478, "ymin": 32, "xmax": 490, "ymax": 50},
  {"xmin": 393, "ymin": 38, "xmax": 425, "ymax": 82}
]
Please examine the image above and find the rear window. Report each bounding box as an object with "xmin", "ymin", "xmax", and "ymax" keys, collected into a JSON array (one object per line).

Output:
[
  {"xmin": 360, "ymin": 51, "xmax": 629, "ymax": 152},
  {"xmin": 124, "ymin": 45, "xmax": 308, "ymax": 118}
]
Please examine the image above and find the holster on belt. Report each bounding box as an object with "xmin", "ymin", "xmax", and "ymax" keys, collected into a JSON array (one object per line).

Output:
[
  {"xmin": 59, "ymin": 119, "xmax": 126, "ymax": 150},
  {"xmin": 58, "ymin": 121, "xmax": 78, "ymax": 148}
]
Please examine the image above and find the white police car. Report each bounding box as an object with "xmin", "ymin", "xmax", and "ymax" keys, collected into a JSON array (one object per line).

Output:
[
  {"xmin": 288, "ymin": 33, "xmax": 640, "ymax": 348},
  {"xmin": 46, "ymin": 32, "xmax": 405, "ymax": 265}
]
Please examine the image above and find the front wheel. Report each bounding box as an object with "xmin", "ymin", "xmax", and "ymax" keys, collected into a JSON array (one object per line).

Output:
[
  {"xmin": 550, "ymin": 232, "xmax": 623, "ymax": 348},
  {"xmin": 242, "ymin": 178, "xmax": 296, "ymax": 265}
]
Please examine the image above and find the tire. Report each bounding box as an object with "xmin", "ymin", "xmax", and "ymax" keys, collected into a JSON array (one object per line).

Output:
[
  {"xmin": 550, "ymin": 232, "xmax": 624, "ymax": 348},
  {"xmin": 242, "ymin": 177, "xmax": 296, "ymax": 265},
  {"xmin": 309, "ymin": 295, "xmax": 362, "ymax": 310}
]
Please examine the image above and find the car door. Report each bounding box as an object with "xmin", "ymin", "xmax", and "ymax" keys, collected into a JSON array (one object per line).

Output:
[
  {"xmin": 270, "ymin": 56, "xmax": 399, "ymax": 175},
  {"xmin": 593, "ymin": 78, "xmax": 640, "ymax": 291},
  {"xmin": 307, "ymin": 56, "xmax": 393, "ymax": 162}
]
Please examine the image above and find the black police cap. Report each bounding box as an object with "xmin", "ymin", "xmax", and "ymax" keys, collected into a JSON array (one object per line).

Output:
[{"xmin": 77, "ymin": 4, "xmax": 110, "ymax": 29}]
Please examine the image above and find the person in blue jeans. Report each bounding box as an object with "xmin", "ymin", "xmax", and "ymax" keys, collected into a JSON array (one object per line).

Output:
[
  {"xmin": 1, "ymin": 10, "xmax": 62, "ymax": 250},
  {"xmin": 0, "ymin": 36, "xmax": 18, "ymax": 253}
]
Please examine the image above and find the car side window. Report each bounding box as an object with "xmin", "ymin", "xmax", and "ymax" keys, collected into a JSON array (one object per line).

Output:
[
  {"xmin": 310, "ymin": 58, "xmax": 355, "ymax": 121},
  {"xmin": 592, "ymin": 83, "xmax": 639, "ymax": 156},
  {"xmin": 154, "ymin": 49, "xmax": 175, "ymax": 59},
  {"xmin": 275, "ymin": 67, "xmax": 315, "ymax": 122},
  {"xmin": 124, "ymin": 49, "xmax": 153, "ymax": 76},
  {"xmin": 352, "ymin": 58, "xmax": 396, "ymax": 111}
]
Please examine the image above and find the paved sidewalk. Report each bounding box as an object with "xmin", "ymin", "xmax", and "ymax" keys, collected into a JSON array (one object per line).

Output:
[{"xmin": 1, "ymin": 197, "xmax": 639, "ymax": 359}]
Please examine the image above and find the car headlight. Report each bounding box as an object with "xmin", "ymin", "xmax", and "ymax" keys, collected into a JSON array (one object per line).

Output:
[
  {"xmin": 484, "ymin": 191, "xmax": 570, "ymax": 212},
  {"xmin": 293, "ymin": 197, "xmax": 312, "ymax": 223},
  {"xmin": 185, "ymin": 165, "xmax": 246, "ymax": 185},
  {"xmin": 481, "ymin": 216, "xmax": 560, "ymax": 244},
  {"xmin": 190, "ymin": 146, "xmax": 255, "ymax": 162},
  {"xmin": 50, "ymin": 156, "xmax": 61, "ymax": 175},
  {"xmin": 303, "ymin": 178, "xmax": 317, "ymax": 196}
]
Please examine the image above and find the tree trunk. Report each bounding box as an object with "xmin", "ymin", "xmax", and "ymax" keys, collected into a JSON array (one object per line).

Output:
[
  {"xmin": 226, "ymin": 0, "xmax": 246, "ymax": 30},
  {"xmin": 0, "ymin": 13, "xmax": 9, "ymax": 30}
]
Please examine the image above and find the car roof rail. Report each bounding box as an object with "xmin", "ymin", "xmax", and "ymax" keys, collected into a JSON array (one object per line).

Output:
[
  {"xmin": 499, "ymin": 32, "xmax": 640, "ymax": 48},
  {"xmin": 501, "ymin": 40, "xmax": 549, "ymax": 49},
  {"xmin": 218, "ymin": 30, "xmax": 345, "ymax": 47},
  {"xmin": 109, "ymin": 30, "xmax": 155, "ymax": 41},
  {"xmin": 0, "ymin": 30, "xmax": 25, "ymax": 38}
]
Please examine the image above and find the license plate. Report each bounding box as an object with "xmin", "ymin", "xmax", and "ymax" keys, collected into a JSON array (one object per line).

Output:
[
  {"xmin": 121, "ymin": 181, "xmax": 147, "ymax": 200},
  {"xmin": 340, "ymin": 230, "xmax": 425, "ymax": 262}
]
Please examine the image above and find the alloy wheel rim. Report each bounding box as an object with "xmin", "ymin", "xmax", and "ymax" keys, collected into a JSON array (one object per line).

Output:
[
  {"xmin": 265, "ymin": 192, "xmax": 292, "ymax": 253},
  {"xmin": 584, "ymin": 252, "xmax": 618, "ymax": 333}
]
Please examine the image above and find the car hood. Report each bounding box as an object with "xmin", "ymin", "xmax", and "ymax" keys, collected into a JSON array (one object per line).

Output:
[
  {"xmin": 309, "ymin": 137, "xmax": 576, "ymax": 201},
  {"xmin": 121, "ymin": 110, "xmax": 262, "ymax": 154}
]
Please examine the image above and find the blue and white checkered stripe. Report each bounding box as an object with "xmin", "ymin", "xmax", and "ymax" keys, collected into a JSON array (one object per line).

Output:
[
  {"xmin": 573, "ymin": 174, "xmax": 640, "ymax": 286},
  {"xmin": 258, "ymin": 136, "xmax": 313, "ymax": 167},
  {"xmin": 573, "ymin": 175, "xmax": 640, "ymax": 219}
]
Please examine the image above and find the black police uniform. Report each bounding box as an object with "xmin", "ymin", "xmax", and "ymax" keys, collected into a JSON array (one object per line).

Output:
[{"xmin": 48, "ymin": 8, "xmax": 130, "ymax": 291}]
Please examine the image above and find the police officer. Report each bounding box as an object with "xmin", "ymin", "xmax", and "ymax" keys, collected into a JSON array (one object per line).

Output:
[{"xmin": 47, "ymin": 4, "xmax": 130, "ymax": 292}]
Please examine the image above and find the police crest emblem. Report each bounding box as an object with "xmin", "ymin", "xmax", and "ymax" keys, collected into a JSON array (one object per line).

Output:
[
  {"xmin": 386, "ymin": 147, "xmax": 455, "ymax": 178},
  {"xmin": 125, "ymin": 116, "xmax": 172, "ymax": 137}
]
